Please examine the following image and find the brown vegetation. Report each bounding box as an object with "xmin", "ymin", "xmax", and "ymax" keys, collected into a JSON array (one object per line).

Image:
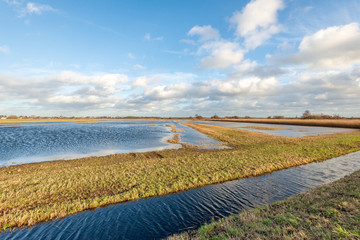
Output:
[
  {"xmin": 1, "ymin": 123, "xmax": 360, "ymax": 231},
  {"xmin": 212, "ymin": 118, "xmax": 360, "ymax": 129}
]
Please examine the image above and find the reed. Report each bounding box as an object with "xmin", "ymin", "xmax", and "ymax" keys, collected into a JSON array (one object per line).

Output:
[
  {"xmin": 213, "ymin": 118, "xmax": 360, "ymax": 129},
  {"xmin": 1, "ymin": 123, "xmax": 360, "ymax": 231},
  {"xmin": 167, "ymin": 134, "xmax": 180, "ymax": 144},
  {"xmin": 242, "ymin": 125, "xmax": 286, "ymax": 130}
]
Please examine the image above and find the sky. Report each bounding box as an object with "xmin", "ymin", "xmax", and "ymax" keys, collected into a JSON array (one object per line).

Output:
[{"xmin": 1, "ymin": 0, "xmax": 360, "ymax": 117}]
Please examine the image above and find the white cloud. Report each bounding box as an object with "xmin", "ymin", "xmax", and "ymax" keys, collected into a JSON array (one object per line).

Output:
[
  {"xmin": 47, "ymin": 95, "xmax": 102, "ymax": 104},
  {"xmin": 54, "ymin": 71, "xmax": 128, "ymax": 87},
  {"xmin": 144, "ymin": 83, "xmax": 190, "ymax": 100},
  {"xmin": 198, "ymin": 41, "xmax": 244, "ymax": 70},
  {"xmin": 132, "ymin": 72, "xmax": 196, "ymax": 89},
  {"xmin": 144, "ymin": 33, "xmax": 163, "ymax": 41},
  {"xmin": 188, "ymin": 25, "xmax": 220, "ymax": 42},
  {"xmin": 289, "ymin": 23, "xmax": 360, "ymax": 70},
  {"xmin": 230, "ymin": 0, "xmax": 284, "ymax": 49},
  {"xmin": 1, "ymin": 66, "xmax": 360, "ymax": 117},
  {"xmin": 209, "ymin": 76, "xmax": 279, "ymax": 96},
  {"xmin": 0, "ymin": 45, "xmax": 10, "ymax": 54},
  {"xmin": 127, "ymin": 53, "xmax": 135, "ymax": 59},
  {"xmin": 132, "ymin": 76, "xmax": 150, "ymax": 88},
  {"xmin": 21, "ymin": 2, "xmax": 54, "ymax": 16}
]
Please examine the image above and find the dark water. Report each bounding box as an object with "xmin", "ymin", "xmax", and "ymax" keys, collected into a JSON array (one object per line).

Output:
[
  {"xmin": 191, "ymin": 120, "xmax": 359, "ymax": 137},
  {"xmin": 0, "ymin": 121, "xmax": 221, "ymax": 166},
  {"xmin": 2, "ymin": 151, "xmax": 360, "ymax": 240}
]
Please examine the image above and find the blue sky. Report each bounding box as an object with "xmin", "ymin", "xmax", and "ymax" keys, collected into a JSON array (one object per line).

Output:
[{"xmin": 1, "ymin": 0, "xmax": 360, "ymax": 117}]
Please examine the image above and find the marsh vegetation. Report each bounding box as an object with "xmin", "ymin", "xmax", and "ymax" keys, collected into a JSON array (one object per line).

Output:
[
  {"xmin": 214, "ymin": 118, "xmax": 360, "ymax": 129},
  {"xmin": 1, "ymin": 122, "xmax": 360, "ymax": 231}
]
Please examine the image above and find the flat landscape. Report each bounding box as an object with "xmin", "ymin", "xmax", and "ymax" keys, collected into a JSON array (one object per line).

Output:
[
  {"xmin": 169, "ymin": 168, "xmax": 360, "ymax": 239},
  {"xmin": 212, "ymin": 118, "xmax": 360, "ymax": 129},
  {"xmin": 1, "ymin": 121, "xmax": 360, "ymax": 232},
  {"xmin": 2, "ymin": 0, "xmax": 360, "ymax": 239}
]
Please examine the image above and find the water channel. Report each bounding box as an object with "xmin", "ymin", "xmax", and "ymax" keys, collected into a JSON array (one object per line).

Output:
[{"xmin": 1, "ymin": 121, "xmax": 359, "ymax": 239}]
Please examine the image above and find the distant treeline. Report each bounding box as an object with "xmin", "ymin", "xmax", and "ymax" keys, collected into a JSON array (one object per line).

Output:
[{"xmin": 1, "ymin": 110, "xmax": 359, "ymax": 120}]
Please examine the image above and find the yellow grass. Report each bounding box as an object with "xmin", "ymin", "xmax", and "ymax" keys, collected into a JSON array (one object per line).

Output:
[
  {"xmin": 213, "ymin": 118, "xmax": 360, "ymax": 129},
  {"xmin": 1, "ymin": 123, "xmax": 360, "ymax": 231},
  {"xmin": 242, "ymin": 125, "xmax": 286, "ymax": 130}
]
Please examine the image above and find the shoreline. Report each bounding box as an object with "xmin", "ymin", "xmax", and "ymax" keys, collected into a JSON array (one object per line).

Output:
[
  {"xmin": 169, "ymin": 169, "xmax": 360, "ymax": 239},
  {"xmin": 209, "ymin": 118, "xmax": 360, "ymax": 129},
  {"xmin": 2, "ymin": 117, "xmax": 360, "ymax": 130},
  {"xmin": 1, "ymin": 122, "xmax": 360, "ymax": 231}
]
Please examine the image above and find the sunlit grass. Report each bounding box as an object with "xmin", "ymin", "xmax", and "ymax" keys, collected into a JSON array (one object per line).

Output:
[
  {"xmin": 165, "ymin": 124, "xmax": 185, "ymax": 133},
  {"xmin": 215, "ymin": 118, "xmax": 360, "ymax": 129},
  {"xmin": 169, "ymin": 170, "xmax": 360, "ymax": 239},
  {"xmin": 242, "ymin": 125, "xmax": 286, "ymax": 130},
  {"xmin": 1, "ymin": 123, "xmax": 360, "ymax": 231},
  {"xmin": 167, "ymin": 134, "xmax": 180, "ymax": 144}
]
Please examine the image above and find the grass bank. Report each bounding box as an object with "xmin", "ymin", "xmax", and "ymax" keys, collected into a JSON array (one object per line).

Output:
[
  {"xmin": 169, "ymin": 170, "xmax": 360, "ymax": 240},
  {"xmin": 1, "ymin": 123, "xmax": 360, "ymax": 231},
  {"xmin": 212, "ymin": 118, "xmax": 360, "ymax": 129}
]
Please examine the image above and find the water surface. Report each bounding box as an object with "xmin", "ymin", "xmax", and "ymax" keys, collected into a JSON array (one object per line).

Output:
[
  {"xmin": 0, "ymin": 120, "xmax": 221, "ymax": 166},
  {"xmin": 2, "ymin": 151, "xmax": 360, "ymax": 240},
  {"xmin": 191, "ymin": 120, "xmax": 358, "ymax": 137}
]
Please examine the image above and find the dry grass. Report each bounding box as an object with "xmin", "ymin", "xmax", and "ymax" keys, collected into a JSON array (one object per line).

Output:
[
  {"xmin": 1, "ymin": 123, "xmax": 360, "ymax": 231},
  {"xmin": 169, "ymin": 170, "xmax": 360, "ymax": 240},
  {"xmin": 165, "ymin": 124, "xmax": 185, "ymax": 133},
  {"xmin": 167, "ymin": 134, "xmax": 180, "ymax": 144},
  {"xmin": 242, "ymin": 125, "xmax": 286, "ymax": 131},
  {"xmin": 214, "ymin": 118, "xmax": 360, "ymax": 129}
]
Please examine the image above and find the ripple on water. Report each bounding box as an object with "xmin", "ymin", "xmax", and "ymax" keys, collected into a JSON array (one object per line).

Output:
[
  {"xmin": 0, "ymin": 121, "xmax": 222, "ymax": 166},
  {"xmin": 2, "ymin": 151, "xmax": 360, "ymax": 240}
]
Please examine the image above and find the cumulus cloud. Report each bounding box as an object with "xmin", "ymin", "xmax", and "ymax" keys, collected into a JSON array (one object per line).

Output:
[
  {"xmin": 0, "ymin": 71, "xmax": 130, "ymax": 115},
  {"xmin": 188, "ymin": 25, "xmax": 220, "ymax": 42},
  {"xmin": 132, "ymin": 76, "xmax": 150, "ymax": 88},
  {"xmin": 187, "ymin": 0, "xmax": 283, "ymax": 71},
  {"xmin": 230, "ymin": 0, "xmax": 284, "ymax": 49},
  {"xmin": 198, "ymin": 40, "xmax": 244, "ymax": 70},
  {"xmin": 215, "ymin": 77, "xmax": 279, "ymax": 96},
  {"xmin": 143, "ymin": 83, "xmax": 190, "ymax": 100},
  {"xmin": 53, "ymin": 71, "xmax": 128, "ymax": 87},
  {"xmin": 1, "ymin": 65, "xmax": 360, "ymax": 117},
  {"xmin": 132, "ymin": 72, "xmax": 196, "ymax": 89},
  {"xmin": 287, "ymin": 23, "xmax": 360, "ymax": 70}
]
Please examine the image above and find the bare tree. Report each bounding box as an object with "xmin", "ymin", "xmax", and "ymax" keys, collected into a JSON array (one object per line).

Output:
[{"xmin": 302, "ymin": 110, "xmax": 311, "ymax": 119}]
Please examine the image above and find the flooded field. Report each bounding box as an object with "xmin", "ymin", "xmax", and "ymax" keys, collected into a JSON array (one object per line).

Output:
[
  {"xmin": 0, "ymin": 121, "xmax": 220, "ymax": 166},
  {"xmin": 192, "ymin": 120, "xmax": 358, "ymax": 137}
]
